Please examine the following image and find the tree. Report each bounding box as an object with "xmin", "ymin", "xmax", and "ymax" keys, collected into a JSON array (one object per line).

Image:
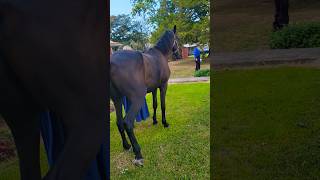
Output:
[
  {"xmin": 110, "ymin": 14, "xmax": 149, "ymax": 50},
  {"xmin": 110, "ymin": 14, "xmax": 132, "ymax": 43},
  {"xmin": 131, "ymin": 0, "xmax": 209, "ymax": 46}
]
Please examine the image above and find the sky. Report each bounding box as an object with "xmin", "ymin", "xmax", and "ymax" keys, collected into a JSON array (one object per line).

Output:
[{"xmin": 110, "ymin": 0, "xmax": 133, "ymax": 16}]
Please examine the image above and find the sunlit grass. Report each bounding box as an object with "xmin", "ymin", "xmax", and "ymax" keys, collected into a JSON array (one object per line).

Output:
[{"xmin": 111, "ymin": 83, "xmax": 210, "ymax": 179}]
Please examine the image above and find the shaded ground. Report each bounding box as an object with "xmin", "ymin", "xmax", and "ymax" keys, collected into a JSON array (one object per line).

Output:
[
  {"xmin": 0, "ymin": 118, "xmax": 15, "ymax": 162},
  {"xmin": 0, "ymin": 116, "xmax": 49, "ymax": 179},
  {"xmin": 211, "ymin": 66, "xmax": 320, "ymax": 179},
  {"xmin": 212, "ymin": 0, "xmax": 320, "ymax": 52}
]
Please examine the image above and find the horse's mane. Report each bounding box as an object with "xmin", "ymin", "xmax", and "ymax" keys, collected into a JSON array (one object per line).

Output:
[{"xmin": 154, "ymin": 30, "xmax": 174, "ymax": 55}]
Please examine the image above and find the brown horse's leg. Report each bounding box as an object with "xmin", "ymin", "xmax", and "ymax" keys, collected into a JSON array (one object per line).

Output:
[
  {"xmin": 123, "ymin": 96, "xmax": 145, "ymax": 166},
  {"xmin": 44, "ymin": 105, "xmax": 106, "ymax": 180},
  {"xmin": 152, "ymin": 89, "xmax": 158, "ymax": 125},
  {"xmin": 160, "ymin": 83, "xmax": 169, "ymax": 128},
  {"xmin": 113, "ymin": 97, "xmax": 131, "ymax": 150},
  {"xmin": 2, "ymin": 111, "xmax": 41, "ymax": 180}
]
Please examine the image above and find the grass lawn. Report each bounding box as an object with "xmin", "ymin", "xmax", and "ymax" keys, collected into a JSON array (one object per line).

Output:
[
  {"xmin": 111, "ymin": 83, "xmax": 210, "ymax": 179},
  {"xmin": 211, "ymin": 66, "xmax": 320, "ymax": 179},
  {"xmin": 212, "ymin": 0, "xmax": 320, "ymax": 52},
  {"xmin": 0, "ymin": 83, "xmax": 210, "ymax": 179},
  {"xmin": 169, "ymin": 57, "xmax": 210, "ymax": 78}
]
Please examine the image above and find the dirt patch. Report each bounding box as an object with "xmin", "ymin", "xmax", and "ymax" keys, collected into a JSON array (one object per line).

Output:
[
  {"xmin": 0, "ymin": 139, "xmax": 15, "ymax": 161},
  {"xmin": 0, "ymin": 117, "xmax": 16, "ymax": 162}
]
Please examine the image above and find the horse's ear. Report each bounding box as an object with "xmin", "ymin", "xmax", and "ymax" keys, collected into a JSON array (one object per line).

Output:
[{"xmin": 173, "ymin": 25, "xmax": 176, "ymax": 34}]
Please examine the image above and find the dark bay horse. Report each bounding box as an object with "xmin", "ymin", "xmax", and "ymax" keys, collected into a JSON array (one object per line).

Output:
[
  {"xmin": 110, "ymin": 25, "xmax": 179, "ymax": 166},
  {"xmin": 0, "ymin": 1, "xmax": 108, "ymax": 179}
]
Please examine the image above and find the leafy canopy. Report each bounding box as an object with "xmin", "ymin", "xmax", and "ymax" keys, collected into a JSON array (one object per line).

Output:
[
  {"xmin": 110, "ymin": 14, "xmax": 149, "ymax": 50},
  {"xmin": 131, "ymin": 0, "xmax": 210, "ymax": 45}
]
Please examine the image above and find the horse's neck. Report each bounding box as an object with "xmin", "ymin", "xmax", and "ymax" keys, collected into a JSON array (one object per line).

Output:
[{"xmin": 148, "ymin": 48, "xmax": 170, "ymax": 62}]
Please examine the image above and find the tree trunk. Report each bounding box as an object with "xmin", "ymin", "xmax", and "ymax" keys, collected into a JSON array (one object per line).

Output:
[{"xmin": 273, "ymin": 0, "xmax": 289, "ymax": 31}]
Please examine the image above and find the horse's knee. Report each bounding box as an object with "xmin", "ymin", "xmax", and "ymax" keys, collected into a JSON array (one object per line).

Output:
[
  {"xmin": 124, "ymin": 120, "xmax": 134, "ymax": 131},
  {"xmin": 116, "ymin": 120, "xmax": 124, "ymax": 129}
]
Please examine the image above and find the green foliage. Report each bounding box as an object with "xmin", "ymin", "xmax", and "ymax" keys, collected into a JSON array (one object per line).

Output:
[
  {"xmin": 270, "ymin": 22, "xmax": 320, "ymax": 49},
  {"xmin": 194, "ymin": 69, "xmax": 210, "ymax": 77},
  {"xmin": 110, "ymin": 14, "xmax": 149, "ymax": 50},
  {"xmin": 131, "ymin": 0, "xmax": 210, "ymax": 45}
]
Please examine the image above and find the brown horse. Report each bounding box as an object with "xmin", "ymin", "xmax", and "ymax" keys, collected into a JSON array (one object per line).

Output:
[
  {"xmin": 110, "ymin": 25, "xmax": 179, "ymax": 166},
  {"xmin": 0, "ymin": 0, "xmax": 108, "ymax": 179}
]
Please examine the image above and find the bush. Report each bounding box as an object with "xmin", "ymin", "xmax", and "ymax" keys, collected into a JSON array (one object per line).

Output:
[
  {"xmin": 270, "ymin": 22, "xmax": 320, "ymax": 49},
  {"xmin": 194, "ymin": 69, "xmax": 210, "ymax": 77}
]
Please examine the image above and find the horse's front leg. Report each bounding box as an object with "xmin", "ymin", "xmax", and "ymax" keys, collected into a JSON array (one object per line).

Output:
[
  {"xmin": 160, "ymin": 83, "xmax": 169, "ymax": 128},
  {"xmin": 113, "ymin": 97, "xmax": 131, "ymax": 150},
  {"xmin": 123, "ymin": 96, "xmax": 145, "ymax": 166},
  {"xmin": 152, "ymin": 89, "xmax": 158, "ymax": 125}
]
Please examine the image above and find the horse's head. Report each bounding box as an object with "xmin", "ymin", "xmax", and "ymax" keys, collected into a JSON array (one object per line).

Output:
[{"xmin": 172, "ymin": 25, "xmax": 179, "ymax": 55}]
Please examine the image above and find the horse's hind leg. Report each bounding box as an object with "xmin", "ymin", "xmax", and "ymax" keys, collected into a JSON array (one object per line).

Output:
[
  {"xmin": 0, "ymin": 59, "xmax": 41, "ymax": 180},
  {"xmin": 160, "ymin": 83, "xmax": 169, "ymax": 128},
  {"xmin": 123, "ymin": 96, "xmax": 145, "ymax": 166},
  {"xmin": 113, "ymin": 97, "xmax": 131, "ymax": 150},
  {"xmin": 2, "ymin": 111, "xmax": 41, "ymax": 180},
  {"xmin": 152, "ymin": 89, "xmax": 158, "ymax": 125},
  {"xmin": 44, "ymin": 105, "xmax": 107, "ymax": 180}
]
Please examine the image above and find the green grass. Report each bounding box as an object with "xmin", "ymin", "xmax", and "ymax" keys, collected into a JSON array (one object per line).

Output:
[
  {"xmin": 111, "ymin": 83, "xmax": 210, "ymax": 179},
  {"xmin": 0, "ymin": 84, "xmax": 209, "ymax": 180},
  {"xmin": 211, "ymin": 67, "xmax": 320, "ymax": 179}
]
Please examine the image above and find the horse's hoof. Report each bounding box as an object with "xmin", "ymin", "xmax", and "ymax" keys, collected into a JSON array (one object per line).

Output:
[
  {"xmin": 163, "ymin": 123, "xmax": 169, "ymax": 128},
  {"xmin": 132, "ymin": 158, "xmax": 144, "ymax": 167},
  {"xmin": 153, "ymin": 121, "xmax": 158, "ymax": 125}
]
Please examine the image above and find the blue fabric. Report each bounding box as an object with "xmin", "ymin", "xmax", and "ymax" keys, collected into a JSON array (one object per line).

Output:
[
  {"xmin": 193, "ymin": 47, "xmax": 201, "ymax": 57},
  {"xmin": 122, "ymin": 96, "xmax": 149, "ymax": 122},
  {"xmin": 40, "ymin": 112, "xmax": 107, "ymax": 180}
]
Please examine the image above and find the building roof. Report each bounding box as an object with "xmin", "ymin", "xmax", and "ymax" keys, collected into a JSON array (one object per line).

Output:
[{"xmin": 110, "ymin": 41, "xmax": 123, "ymax": 47}]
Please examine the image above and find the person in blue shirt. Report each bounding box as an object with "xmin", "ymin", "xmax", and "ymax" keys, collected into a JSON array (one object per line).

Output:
[{"xmin": 193, "ymin": 46, "xmax": 201, "ymax": 71}]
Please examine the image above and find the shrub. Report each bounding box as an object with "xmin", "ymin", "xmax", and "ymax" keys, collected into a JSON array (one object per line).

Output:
[
  {"xmin": 194, "ymin": 69, "xmax": 210, "ymax": 77},
  {"xmin": 270, "ymin": 22, "xmax": 320, "ymax": 49}
]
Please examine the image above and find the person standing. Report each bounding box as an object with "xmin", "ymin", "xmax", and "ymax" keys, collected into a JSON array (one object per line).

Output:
[
  {"xmin": 193, "ymin": 46, "xmax": 201, "ymax": 71},
  {"xmin": 123, "ymin": 97, "xmax": 149, "ymax": 122}
]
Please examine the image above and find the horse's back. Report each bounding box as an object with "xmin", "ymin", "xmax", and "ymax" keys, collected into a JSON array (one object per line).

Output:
[{"xmin": 110, "ymin": 50, "xmax": 146, "ymax": 97}]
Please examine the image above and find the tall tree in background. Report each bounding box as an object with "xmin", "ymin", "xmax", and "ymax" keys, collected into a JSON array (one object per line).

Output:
[
  {"xmin": 110, "ymin": 14, "xmax": 149, "ymax": 50},
  {"xmin": 273, "ymin": 0, "xmax": 289, "ymax": 31},
  {"xmin": 131, "ymin": 0, "xmax": 209, "ymax": 46}
]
